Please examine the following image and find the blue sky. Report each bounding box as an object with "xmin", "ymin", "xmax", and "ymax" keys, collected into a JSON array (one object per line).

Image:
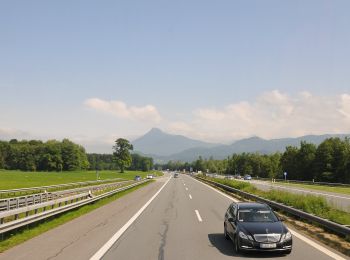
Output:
[{"xmin": 1, "ymin": 0, "xmax": 350, "ymax": 152}]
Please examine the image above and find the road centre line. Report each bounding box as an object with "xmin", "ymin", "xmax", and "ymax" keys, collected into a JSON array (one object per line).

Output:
[
  {"xmin": 185, "ymin": 187, "xmax": 188, "ymax": 191},
  {"xmin": 90, "ymin": 177, "xmax": 171, "ymax": 260},
  {"xmin": 186, "ymin": 175, "xmax": 346, "ymax": 260},
  {"xmin": 189, "ymin": 175, "xmax": 239, "ymax": 202},
  {"xmin": 195, "ymin": 210, "xmax": 202, "ymax": 222},
  {"xmin": 189, "ymin": 194, "xmax": 192, "ymax": 199}
]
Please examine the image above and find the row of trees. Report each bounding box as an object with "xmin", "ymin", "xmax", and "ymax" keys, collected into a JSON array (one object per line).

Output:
[
  {"xmin": 0, "ymin": 139, "xmax": 89, "ymax": 171},
  {"xmin": 0, "ymin": 138, "xmax": 153, "ymax": 173},
  {"xmin": 159, "ymin": 137, "xmax": 350, "ymax": 183},
  {"xmin": 87, "ymin": 153, "xmax": 154, "ymax": 172}
]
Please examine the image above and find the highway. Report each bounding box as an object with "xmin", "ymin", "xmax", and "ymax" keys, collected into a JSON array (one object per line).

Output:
[
  {"xmin": 0, "ymin": 174, "xmax": 347, "ymax": 260},
  {"xmin": 247, "ymin": 180, "xmax": 350, "ymax": 212},
  {"xmin": 100, "ymin": 174, "xmax": 346, "ymax": 260}
]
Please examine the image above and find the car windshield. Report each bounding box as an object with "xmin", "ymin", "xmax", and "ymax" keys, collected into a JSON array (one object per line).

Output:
[{"xmin": 237, "ymin": 208, "xmax": 278, "ymax": 222}]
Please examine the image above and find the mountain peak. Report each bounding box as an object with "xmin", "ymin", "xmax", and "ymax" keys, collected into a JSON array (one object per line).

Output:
[
  {"xmin": 147, "ymin": 128, "xmax": 164, "ymax": 134},
  {"xmin": 132, "ymin": 128, "xmax": 217, "ymax": 156}
]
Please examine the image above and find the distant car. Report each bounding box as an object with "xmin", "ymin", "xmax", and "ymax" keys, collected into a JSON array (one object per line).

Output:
[
  {"xmin": 146, "ymin": 174, "xmax": 153, "ymax": 179},
  {"xmin": 225, "ymin": 175, "xmax": 234, "ymax": 180},
  {"xmin": 134, "ymin": 175, "xmax": 142, "ymax": 181},
  {"xmin": 244, "ymin": 175, "xmax": 252, "ymax": 180},
  {"xmin": 174, "ymin": 173, "xmax": 179, "ymax": 178},
  {"xmin": 224, "ymin": 202, "xmax": 292, "ymax": 254}
]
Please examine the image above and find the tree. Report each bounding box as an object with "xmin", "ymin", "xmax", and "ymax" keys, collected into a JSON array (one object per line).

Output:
[{"xmin": 113, "ymin": 138, "xmax": 133, "ymax": 173}]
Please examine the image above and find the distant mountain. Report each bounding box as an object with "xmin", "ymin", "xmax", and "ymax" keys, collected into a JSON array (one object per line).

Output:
[
  {"xmin": 132, "ymin": 128, "xmax": 218, "ymax": 156},
  {"xmin": 139, "ymin": 133, "xmax": 350, "ymax": 163}
]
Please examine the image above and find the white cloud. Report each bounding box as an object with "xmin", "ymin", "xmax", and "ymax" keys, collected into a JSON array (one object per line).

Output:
[
  {"xmin": 84, "ymin": 98, "xmax": 162, "ymax": 123},
  {"xmin": 166, "ymin": 90, "xmax": 350, "ymax": 142},
  {"xmin": 0, "ymin": 127, "xmax": 31, "ymax": 140}
]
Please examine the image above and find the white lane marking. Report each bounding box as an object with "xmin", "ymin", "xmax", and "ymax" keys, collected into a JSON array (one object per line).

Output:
[
  {"xmin": 289, "ymin": 228, "xmax": 346, "ymax": 260},
  {"xmin": 195, "ymin": 210, "xmax": 202, "ymax": 222},
  {"xmin": 185, "ymin": 187, "xmax": 188, "ymax": 191},
  {"xmin": 252, "ymin": 180, "xmax": 350, "ymax": 200},
  {"xmin": 189, "ymin": 194, "xmax": 192, "ymax": 200},
  {"xmin": 187, "ymin": 175, "xmax": 239, "ymax": 202},
  {"xmin": 90, "ymin": 177, "xmax": 171, "ymax": 260},
  {"xmin": 186, "ymin": 175, "xmax": 346, "ymax": 260},
  {"xmin": 184, "ymin": 183, "xmax": 186, "ymax": 186}
]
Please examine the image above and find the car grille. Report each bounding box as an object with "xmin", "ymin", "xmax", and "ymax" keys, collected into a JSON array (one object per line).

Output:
[{"xmin": 253, "ymin": 234, "xmax": 281, "ymax": 243}]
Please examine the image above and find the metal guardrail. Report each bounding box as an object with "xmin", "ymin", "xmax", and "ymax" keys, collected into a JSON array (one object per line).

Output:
[
  {"xmin": 0, "ymin": 179, "xmax": 149, "ymax": 235},
  {"xmin": 196, "ymin": 176, "xmax": 350, "ymax": 237},
  {"xmin": 0, "ymin": 180, "xmax": 133, "ymax": 212},
  {"xmin": 0, "ymin": 178, "xmax": 123, "ymax": 197}
]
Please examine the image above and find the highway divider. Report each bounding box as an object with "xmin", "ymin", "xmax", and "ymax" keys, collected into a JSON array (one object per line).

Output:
[
  {"xmin": 195, "ymin": 176, "xmax": 350, "ymax": 237},
  {"xmin": 0, "ymin": 180, "xmax": 133, "ymax": 212},
  {"xmin": 0, "ymin": 180, "xmax": 150, "ymax": 236},
  {"xmin": 0, "ymin": 178, "xmax": 124, "ymax": 198}
]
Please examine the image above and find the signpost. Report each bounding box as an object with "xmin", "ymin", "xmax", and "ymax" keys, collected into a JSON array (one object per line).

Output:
[{"xmin": 284, "ymin": 172, "xmax": 287, "ymax": 181}]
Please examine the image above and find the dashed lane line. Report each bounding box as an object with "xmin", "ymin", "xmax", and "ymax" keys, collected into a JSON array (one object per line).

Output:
[
  {"xmin": 195, "ymin": 210, "xmax": 202, "ymax": 222},
  {"xmin": 186, "ymin": 175, "xmax": 347, "ymax": 260}
]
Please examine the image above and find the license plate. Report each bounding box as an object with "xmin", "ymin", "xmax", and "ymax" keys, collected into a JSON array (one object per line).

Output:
[{"xmin": 260, "ymin": 243, "xmax": 277, "ymax": 249}]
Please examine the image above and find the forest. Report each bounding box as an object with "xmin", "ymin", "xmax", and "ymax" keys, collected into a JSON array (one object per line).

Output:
[{"xmin": 160, "ymin": 137, "xmax": 350, "ymax": 183}]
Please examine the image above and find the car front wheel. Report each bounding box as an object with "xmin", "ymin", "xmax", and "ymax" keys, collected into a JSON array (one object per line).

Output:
[
  {"xmin": 224, "ymin": 224, "xmax": 229, "ymax": 240},
  {"xmin": 233, "ymin": 235, "xmax": 240, "ymax": 254}
]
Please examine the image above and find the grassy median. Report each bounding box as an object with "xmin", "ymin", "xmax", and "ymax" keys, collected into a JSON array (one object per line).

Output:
[
  {"xmin": 205, "ymin": 176, "xmax": 350, "ymax": 226},
  {"xmin": 0, "ymin": 180, "xmax": 152, "ymax": 253},
  {"xmin": 269, "ymin": 181, "xmax": 350, "ymax": 196}
]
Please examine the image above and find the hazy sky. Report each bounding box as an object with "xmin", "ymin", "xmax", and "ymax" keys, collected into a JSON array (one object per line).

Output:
[{"xmin": 1, "ymin": 0, "xmax": 350, "ymax": 152}]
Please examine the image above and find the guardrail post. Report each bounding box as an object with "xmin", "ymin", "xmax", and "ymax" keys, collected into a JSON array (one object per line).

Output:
[
  {"xmin": 14, "ymin": 214, "xmax": 18, "ymax": 220},
  {"xmin": 26, "ymin": 211, "xmax": 29, "ymax": 217}
]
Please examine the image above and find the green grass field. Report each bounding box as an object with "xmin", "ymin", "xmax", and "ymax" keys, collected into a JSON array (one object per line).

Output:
[{"xmin": 0, "ymin": 169, "xmax": 161, "ymax": 190}]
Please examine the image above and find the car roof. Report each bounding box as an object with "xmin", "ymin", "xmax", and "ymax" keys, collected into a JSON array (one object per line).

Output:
[{"xmin": 234, "ymin": 202, "xmax": 270, "ymax": 210}]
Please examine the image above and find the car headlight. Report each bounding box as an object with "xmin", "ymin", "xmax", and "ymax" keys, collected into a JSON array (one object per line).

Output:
[
  {"xmin": 281, "ymin": 231, "xmax": 292, "ymax": 241},
  {"xmin": 239, "ymin": 231, "xmax": 254, "ymax": 241}
]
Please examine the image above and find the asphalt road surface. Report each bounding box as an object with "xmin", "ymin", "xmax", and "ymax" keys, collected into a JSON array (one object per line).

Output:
[
  {"xmin": 101, "ymin": 174, "xmax": 347, "ymax": 260},
  {"xmin": 247, "ymin": 180, "xmax": 350, "ymax": 212},
  {"xmin": 0, "ymin": 174, "xmax": 348, "ymax": 260}
]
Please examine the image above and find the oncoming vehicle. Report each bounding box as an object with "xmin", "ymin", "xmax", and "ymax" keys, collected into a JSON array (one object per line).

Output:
[
  {"xmin": 244, "ymin": 175, "xmax": 252, "ymax": 180},
  {"xmin": 224, "ymin": 202, "xmax": 292, "ymax": 254},
  {"xmin": 174, "ymin": 173, "xmax": 179, "ymax": 178},
  {"xmin": 134, "ymin": 175, "xmax": 142, "ymax": 181},
  {"xmin": 146, "ymin": 174, "xmax": 153, "ymax": 179}
]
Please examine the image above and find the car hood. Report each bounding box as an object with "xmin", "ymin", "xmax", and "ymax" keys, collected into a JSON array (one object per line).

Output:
[{"xmin": 239, "ymin": 221, "xmax": 285, "ymax": 235}]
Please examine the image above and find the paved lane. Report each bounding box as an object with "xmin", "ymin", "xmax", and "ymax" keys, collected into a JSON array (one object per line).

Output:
[
  {"xmin": 0, "ymin": 178, "xmax": 167, "ymax": 260},
  {"xmin": 102, "ymin": 174, "xmax": 347, "ymax": 260}
]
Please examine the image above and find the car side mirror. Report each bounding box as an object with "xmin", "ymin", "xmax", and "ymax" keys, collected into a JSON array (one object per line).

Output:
[
  {"xmin": 228, "ymin": 217, "xmax": 234, "ymax": 222},
  {"xmin": 278, "ymin": 216, "xmax": 285, "ymax": 222}
]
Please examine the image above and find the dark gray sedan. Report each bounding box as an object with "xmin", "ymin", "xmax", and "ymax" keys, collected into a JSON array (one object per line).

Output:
[{"xmin": 224, "ymin": 202, "xmax": 292, "ymax": 254}]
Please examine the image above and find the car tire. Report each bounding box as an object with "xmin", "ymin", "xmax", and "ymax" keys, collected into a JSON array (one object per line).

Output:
[
  {"xmin": 233, "ymin": 235, "xmax": 240, "ymax": 254},
  {"xmin": 224, "ymin": 224, "xmax": 230, "ymax": 240}
]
